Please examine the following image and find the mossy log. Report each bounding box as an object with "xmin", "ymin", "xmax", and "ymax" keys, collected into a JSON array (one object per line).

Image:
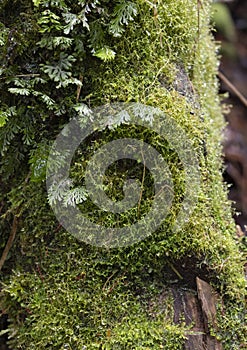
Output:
[{"xmin": 0, "ymin": 0, "xmax": 246, "ymax": 349}]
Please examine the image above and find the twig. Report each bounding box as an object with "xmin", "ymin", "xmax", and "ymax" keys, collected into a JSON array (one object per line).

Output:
[
  {"xmin": 106, "ymin": 273, "xmax": 126, "ymax": 295},
  {"xmin": 0, "ymin": 73, "xmax": 40, "ymax": 81},
  {"xmin": 0, "ymin": 215, "xmax": 18, "ymax": 272},
  {"xmin": 218, "ymin": 70, "xmax": 247, "ymax": 108},
  {"xmin": 102, "ymin": 270, "xmax": 118, "ymax": 291},
  {"xmin": 167, "ymin": 261, "xmax": 183, "ymax": 280},
  {"xmin": 137, "ymin": 149, "xmax": 146, "ymax": 218},
  {"xmin": 76, "ymin": 74, "xmax": 83, "ymax": 102}
]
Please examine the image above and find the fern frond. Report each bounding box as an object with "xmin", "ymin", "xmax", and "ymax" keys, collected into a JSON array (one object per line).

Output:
[
  {"xmin": 94, "ymin": 47, "xmax": 116, "ymax": 61},
  {"xmin": 109, "ymin": 1, "xmax": 138, "ymax": 37}
]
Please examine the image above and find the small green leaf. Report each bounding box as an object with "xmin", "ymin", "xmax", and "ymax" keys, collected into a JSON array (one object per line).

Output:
[
  {"xmin": 32, "ymin": 0, "xmax": 41, "ymax": 7},
  {"xmin": 94, "ymin": 47, "xmax": 116, "ymax": 61},
  {"xmin": 8, "ymin": 88, "xmax": 31, "ymax": 96},
  {"xmin": 0, "ymin": 112, "xmax": 8, "ymax": 127}
]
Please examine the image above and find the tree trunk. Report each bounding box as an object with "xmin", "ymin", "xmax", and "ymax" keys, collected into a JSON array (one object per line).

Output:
[{"xmin": 0, "ymin": 1, "xmax": 246, "ymax": 349}]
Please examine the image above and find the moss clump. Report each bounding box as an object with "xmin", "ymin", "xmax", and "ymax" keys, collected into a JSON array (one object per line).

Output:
[{"xmin": 0, "ymin": 0, "xmax": 246, "ymax": 349}]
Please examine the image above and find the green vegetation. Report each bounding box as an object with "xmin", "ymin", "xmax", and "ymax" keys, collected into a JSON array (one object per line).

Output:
[{"xmin": 0, "ymin": 0, "xmax": 246, "ymax": 349}]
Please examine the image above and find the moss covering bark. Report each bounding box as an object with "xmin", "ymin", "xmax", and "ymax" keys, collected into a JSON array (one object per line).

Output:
[{"xmin": 0, "ymin": 0, "xmax": 246, "ymax": 349}]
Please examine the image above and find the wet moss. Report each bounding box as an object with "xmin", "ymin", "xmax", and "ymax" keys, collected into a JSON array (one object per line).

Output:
[{"xmin": 0, "ymin": 0, "xmax": 246, "ymax": 349}]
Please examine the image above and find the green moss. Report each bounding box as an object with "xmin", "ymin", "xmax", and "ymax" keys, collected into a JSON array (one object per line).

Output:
[{"xmin": 0, "ymin": 0, "xmax": 246, "ymax": 349}]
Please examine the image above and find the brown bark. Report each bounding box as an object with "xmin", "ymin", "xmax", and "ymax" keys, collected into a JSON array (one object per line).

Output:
[
  {"xmin": 0, "ymin": 215, "xmax": 18, "ymax": 272},
  {"xmin": 171, "ymin": 277, "xmax": 222, "ymax": 350}
]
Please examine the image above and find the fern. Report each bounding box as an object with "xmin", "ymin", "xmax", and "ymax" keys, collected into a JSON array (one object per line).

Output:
[
  {"xmin": 40, "ymin": 52, "xmax": 76, "ymax": 88},
  {"xmin": 8, "ymin": 88, "xmax": 31, "ymax": 96},
  {"xmin": 37, "ymin": 36, "xmax": 73, "ymax": 50},
  {"xmin": 94, "ymin": 46, "xmax": 116, "ymax": 61},
  {"xmin": 47, "ymin": 179, "xmax": 72, "ymax": 205},
  {"xmin": 73, "ymin": 103, "xmax": 93, "ymax": 118},
  {"xmin": 29, "ymin": 141, "xmax": 50, "ymax": 182},
  {"xmin": 37, "ymin": 10, "xmax": 63, "ymax": 33},
  {"xmin": 32, "ymin": 91, "xmax": 56, "ymax": 110},
  {"xmin": 109, "ymin": 1, "xmax": 138, "ymax": 37},
  {"xmin": 0, "ymin": 108, "xmax": 20, "ymax": 154},
  {"xmin": 89, "ymin": 19, "xmax": 106, "ymax": 52},
  {"xmin": 33, "ymin": 0, "xmax": 42, "ymax": 6},
  {"xmin": 0, "ymin": 111, "xmax": 9, "ymax": 128},
  {"xmin": 0, "ymin": 23, "xmax": 8, "ymax": 46},
  {"xmin": 21, "ymin": 116, "xmax": 36, "ymax": 146},
  {"xmin": 63, "ymin": 187, "xmax": 88, "ymax": 207},
  {"xmin": 63, "ymin": 12, "xmax": 83, "ymax": 34},
  {"xmin": 48, "ymin": 180, "xmax": 88, "ymax": 207},
  {"xmin": 8, "ymin": 86, "xmax": 56, "ymax": 110}
]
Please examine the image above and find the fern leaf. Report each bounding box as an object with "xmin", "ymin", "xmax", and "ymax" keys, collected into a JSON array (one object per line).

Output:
[
  {"xmin": 109, "ymin": 1, "xmax": 138, "ymax": 37},
  {"xmin": 94, "ymin": 47, "xmax": 116, "ymax": 61}
]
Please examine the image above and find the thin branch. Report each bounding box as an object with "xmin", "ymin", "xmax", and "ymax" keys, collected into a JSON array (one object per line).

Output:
[
  {"xmin": 218, "ymin": 70, "xmax": 247, "ymax": 108},
  {"xmin": 76, "ymin": 74, "xmax": 83, "ymax": 102},
  {"xmin": 0, "ymin": 215, "xmax": 18, "ymax": 272},
  {"xmin": 0, "ymin": 73, "xmax": 40, "ymax": 81},
  {"xmin": 106, "ymin": 272, "xmax": 126, "ymax": 295},
  {"xmin": 102, "ymin": 270, "xmax": 118, "ymax": 291},
  {"xmin": 167, "ymin": 261, "xmax": 183, "ymax": 280},
  {"xmin": 137, "ymin": 149, "xmax": 146, "ymax": 218}
]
